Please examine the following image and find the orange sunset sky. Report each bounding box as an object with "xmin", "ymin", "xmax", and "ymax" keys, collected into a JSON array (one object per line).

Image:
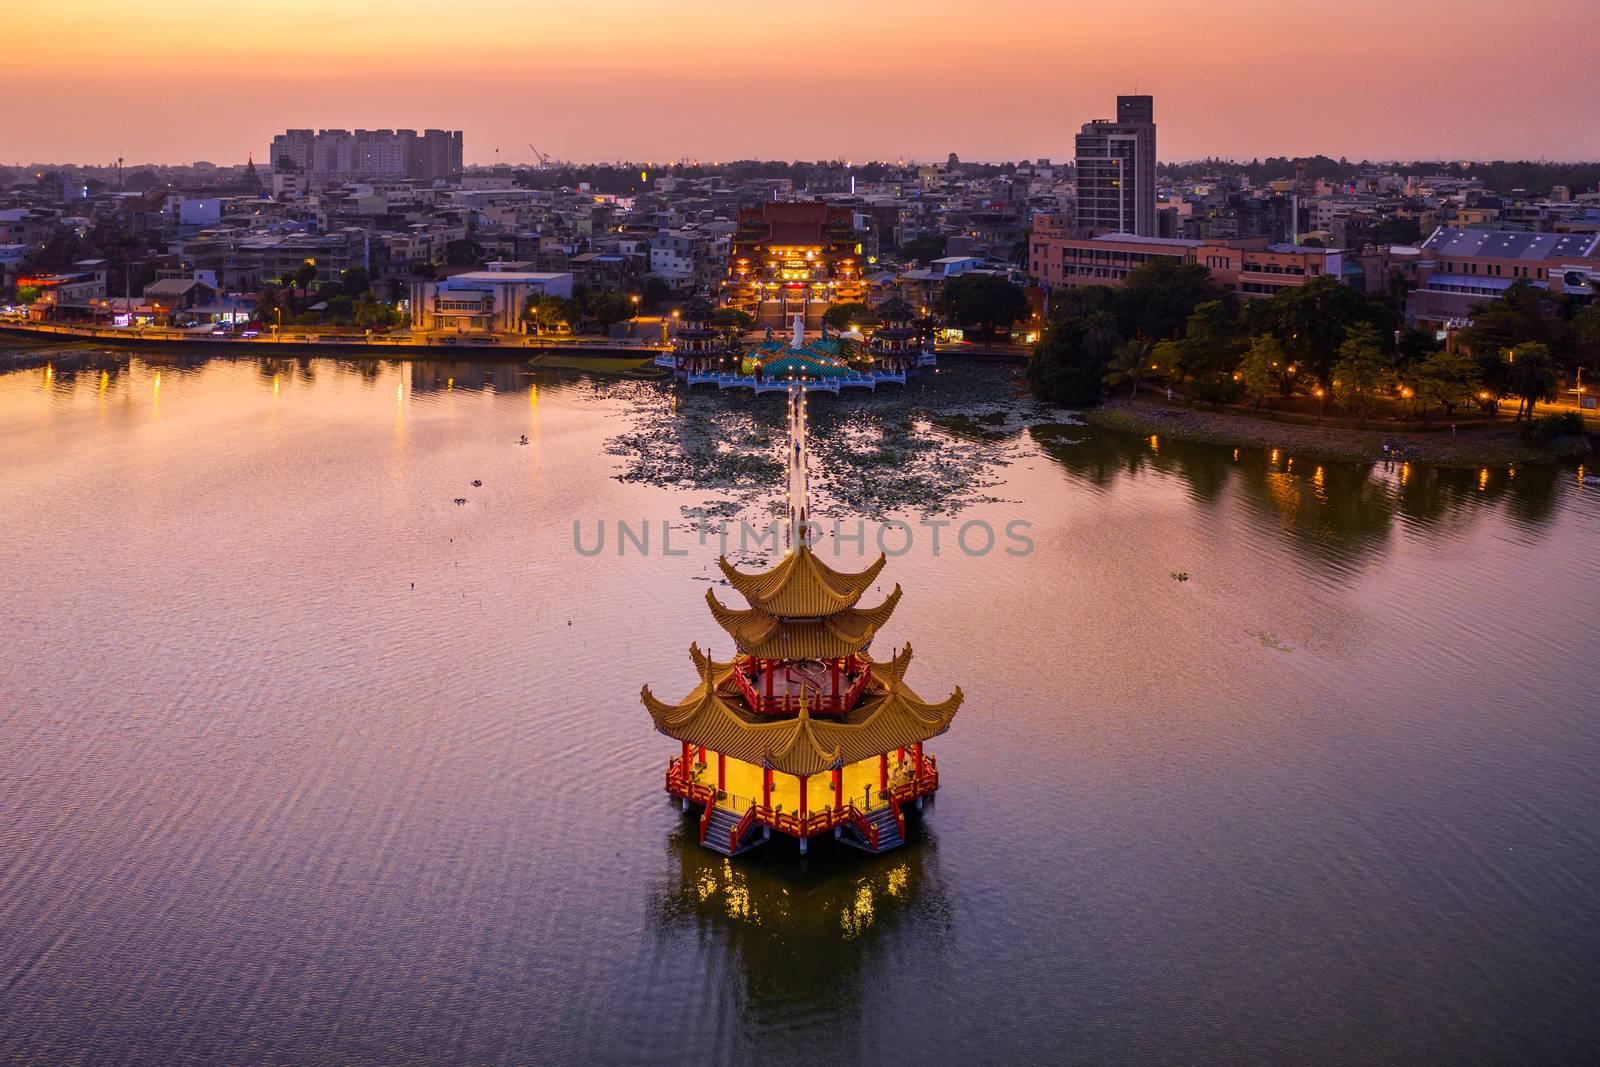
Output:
[{"xmin": 4, "ymin": 0, "xmax": 1597, "ymax": 166}]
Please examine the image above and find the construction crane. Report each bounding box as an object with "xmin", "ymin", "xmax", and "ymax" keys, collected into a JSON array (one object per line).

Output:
[{"xmin": 527, "ymin": 144, "xmax": 553, "ymax": 168}]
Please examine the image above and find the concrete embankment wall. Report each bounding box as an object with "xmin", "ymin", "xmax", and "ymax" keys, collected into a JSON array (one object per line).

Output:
[{"xmin": 0, "ymin": 325, "xmax": 666, "ymax": 362}]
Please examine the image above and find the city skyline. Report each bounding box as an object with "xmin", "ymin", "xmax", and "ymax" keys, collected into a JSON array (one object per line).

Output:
[{"xmin": 5, "ymin": 0, "xmax": 1598, "ymax": 167}]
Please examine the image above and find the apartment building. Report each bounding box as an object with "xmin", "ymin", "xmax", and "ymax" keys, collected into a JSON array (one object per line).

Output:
[{"xmin": 1073, "ymin": 95, "xmax": 1158, "ymax": 237}]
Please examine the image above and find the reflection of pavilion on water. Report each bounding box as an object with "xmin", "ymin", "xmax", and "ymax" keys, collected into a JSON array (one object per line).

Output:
[{"xmin": 643, "ymin": 384, "xmax": 962, "ymax": 857}]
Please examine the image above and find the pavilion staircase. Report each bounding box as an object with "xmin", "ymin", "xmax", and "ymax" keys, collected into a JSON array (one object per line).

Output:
[
  {"xmin": 700, "ymin": 805, "xmax": 766, "ymax": 857},
  {"xmin": 839, "ymin": 805, "xmax": 905, "ymax": 854}
]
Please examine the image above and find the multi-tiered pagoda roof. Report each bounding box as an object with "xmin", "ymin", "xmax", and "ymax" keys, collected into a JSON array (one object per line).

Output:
[
  {"xmin": 643, "ymin": 382, "xmax": 958, "ymax": 856},
  {"xmin": 641, "ymin": 636, "xmax": 960, "ymax": 779}
]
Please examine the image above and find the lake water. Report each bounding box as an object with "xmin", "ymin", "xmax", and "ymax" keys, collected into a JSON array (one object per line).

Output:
[{"xmin": 2, "ymin": 350, "xmax": 1598, "ymax": 1065}]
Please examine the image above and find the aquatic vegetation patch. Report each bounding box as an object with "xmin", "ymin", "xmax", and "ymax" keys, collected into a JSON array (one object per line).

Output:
[{"xmin": 602, "ymin": 362, "xmax": 1068, "ymax": 522}]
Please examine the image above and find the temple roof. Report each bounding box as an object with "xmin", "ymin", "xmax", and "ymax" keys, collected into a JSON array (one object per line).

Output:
[
  {"xmin": 718, "ymin": 548, "xmax": 886, "ymax": 618},
  {"xmin": 641, "ymin": 643, "xmax": 961, "ymax": 778},
  {"xmin": 706, "ymin": 585, "xmax": 901, "ymax": 659}
]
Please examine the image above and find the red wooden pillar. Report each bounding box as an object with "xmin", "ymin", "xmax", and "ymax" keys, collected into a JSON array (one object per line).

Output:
[
  {"xmin": 717, "ymin": 752, "xmax": 726, "ymax": 791},
  {"xmin": 798, "ymin": 774, "xmax": 808, "ymax": 819},
  {"xmin": 833, "ymin": 768, "xmax": 843, "ymax": 810},
  {"xmin": 697, "ymin": 745, "xmax": 706, "ymax": 764},
  {"xmin": 830, "ymin": 660, "xmax": 840, "ymax": 701},
  {"xmin": 681, "ymin": 740, "xmax": 691, "ymax": 786},
  {"xmin": 879, "ymin": 753, "xmax": 888, "ymax": 790},
  {"xmin": 762, "ymin": 766, "xmax": 772, "ymax": 808},
  {"xmin": 764, "ymin": 662, "xmax": 773, "ymax": 702},
  {"xmin": 914, "ymin": 742, "xmax": 924, "ymax": 782}
]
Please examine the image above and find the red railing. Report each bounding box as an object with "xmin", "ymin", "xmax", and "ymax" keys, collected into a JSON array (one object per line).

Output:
[
  {"xmin": 731, "ymin": 658, "xmax": 874, "ymax": 716},
  {"xmin": 732, "ymin": 667, "xmax": 762, "ymax": 709},
  {"xmin": 664, "ymin": 752, "xmax": 940, "ymax": 850},
  {"xmin": 698, "ymin": 798, "xmax": 715, "ymax": 843},
  {"xmin": 730, "ymin": 805, "xmax": 757, "ymax": 853},
  {"xmin": 841, "ymin": 663, "xmax": 873, "ymax": 709},
  {"xmin": 845, "ymin": 805, "xmax": 879, "ymax": 850}
]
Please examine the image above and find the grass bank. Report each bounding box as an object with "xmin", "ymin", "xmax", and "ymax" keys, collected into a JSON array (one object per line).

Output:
[{"xmin": 526, "ymin": 352, "xmax": 663, "ymax": 378}]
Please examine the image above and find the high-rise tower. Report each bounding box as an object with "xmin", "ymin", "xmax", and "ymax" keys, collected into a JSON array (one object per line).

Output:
[{"xmin": 1073, "ymin": 94, "xmax": 1157, "ymax": 236}]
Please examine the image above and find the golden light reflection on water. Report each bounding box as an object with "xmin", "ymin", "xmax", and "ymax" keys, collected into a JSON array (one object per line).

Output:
[
  {"xmin": 841, "ymin": 882, "xmax": 875, "ymax": 938},
  {"xmin": 1263, "ymin": 471, "xmax": 1301, "ymax": 529},
  {"xmin": 693, "ymin": 859, "xmax": 758, "ymax": 922}
]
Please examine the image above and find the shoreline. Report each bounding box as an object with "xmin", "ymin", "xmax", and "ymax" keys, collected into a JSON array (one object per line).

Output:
[
  {"xmin": 1080, "ymin": 397, "xmax": 1593, "ymax": 468},
  {"xmin": 0, "ymin": 322, "xmax": 668, "ymax": 362},
  {"xmin": 0, "ymin": 325, "xmax": 667, "ymax": 378}
]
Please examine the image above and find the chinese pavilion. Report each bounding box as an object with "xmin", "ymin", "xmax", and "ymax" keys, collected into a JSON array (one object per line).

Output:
[
  {"xmin": 642, "ymin": 385, "xmax": 961, "ymax": 856},
  {"xmin": 865, "ymin": 298, "xmax": 931, "ymax": 376},
  {"xmin": 662, "ymin": 297, "xmax": 730, "ymax": 379}
]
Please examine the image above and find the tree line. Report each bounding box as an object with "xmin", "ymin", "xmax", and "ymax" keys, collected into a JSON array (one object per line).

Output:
[{"xmin": 1027, "ymin": 259, "xmax": 1600, "ymax": 423}]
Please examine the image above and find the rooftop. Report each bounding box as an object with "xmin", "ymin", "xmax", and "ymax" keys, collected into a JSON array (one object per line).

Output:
[{"xmin": 1420, "ymin": 227, "xmax": 1600, "ymax": 261}]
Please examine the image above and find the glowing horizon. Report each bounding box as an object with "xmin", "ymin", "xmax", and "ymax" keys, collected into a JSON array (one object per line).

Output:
[{"xmin": 4, "ymin": 0, "xmax": 1598, "ymax": 167}]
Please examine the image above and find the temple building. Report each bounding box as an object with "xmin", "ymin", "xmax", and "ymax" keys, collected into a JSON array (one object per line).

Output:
[
  {"xmin": 642, "ymin": 386, "xmax": 961, "ymax": 856},
  {"xmin": 723, "ymin": 202, "xmax": 865, "ymax": 329}
]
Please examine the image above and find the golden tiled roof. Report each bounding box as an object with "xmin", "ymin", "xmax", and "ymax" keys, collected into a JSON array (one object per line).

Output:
[
  {"xmin": 642, "ymin": 643, "xmax": 961, "ymax": 778},
  {"xmin": 718, "ymin": 548, "xmax": 886, "ymax": 618},
  {"xmin": 706, "ymin": 585, "xmax": 901, "ymax": 660}
]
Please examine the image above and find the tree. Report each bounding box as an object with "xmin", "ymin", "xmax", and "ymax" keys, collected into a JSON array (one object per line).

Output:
[
  {"xmin": 1112, "ymin": 258, "xmax": 1224, "ymax": 343},
  {"xmin": 937, "ymin": 274, "xmax": 1029, "ymax": 337},
  {"xmin": 1372, "ymin": 217, "xmax": 1422, "ymax": 246},
  {"xmin": 1104, "ymin": 338, "xmax": 1155, "ymax": 399},
  {"xmin": 822, "ymin": 302, "xmax": 873, "ymax": 331},
  {"xmin": 1026, "ymin": 311, "xmax": 1120, "ymax": 406},
  {"xmin": 353, "ymin": 292, "xmax": 399, "ymax": 329},
  {"xmin": 584, "ymin": 290, "xmax": 635, "ymax": 329},
  {"xmin": 1411, "ymin": 349, "xmax": 1483, "ymax": 421},
  {"xmin": 1504, "ymin": 342, "xmax": 1560, "ymax": 422},
  {"xmin": 444, "ymin": 238, "xmax": 485, "ymax": 267},
  {"xmin": 1262, "ymin": 276, "xmax": 1381, "ymax": 405},
  {"xmin": 293, "ymin": 262, "xmax": 319, "ymax": 291},
  {"xmin": 897, "ymin": 235, "xmax": 946, "ymax": 265},
  {"xmin": 709, "ymin": 307, "xmax": 754, "ymax": 332},
  {"xmin": 1572, "ymin": 285, "xmax": 1600, "ymax": 375},
  {"xmin": 641, "ymin": 277, "xmax": 673, "ymax": 309},
  {"xmin": 1456, "ymin": 281, "xmax": 1570, "ymax": 364},
  {"xmin": 1175, "ymin": 298, "xmax": 1244, "ymax": 388},
  {"xmin": 1239, "ymin": 335, "xmax": 1287, "ymax": 409},
  {"xmin": 340, "ymin": 266, "xmax": 371, "ymax": 297},
  {"xmin": 524, "ymin": 294, "xmax": 580, "ymax": 334},
  {"xmin": 1331, "ymin": 323, "xmax": 1392, "ymax": 426},
  {"xmin": 322, "ymin": 293, "xmax": 355, "ymax": 324},
  {"xmin": 1396, "ymin": 327, "xmax": 1441, "ymax": 370}
]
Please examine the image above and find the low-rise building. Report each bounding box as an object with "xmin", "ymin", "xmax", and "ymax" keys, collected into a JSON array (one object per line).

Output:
[
  {"xmin": 408, "ymin": 270, "xmax": 573, "ymax": 334},
  {"xmin": 1404, "ymin": 227, "xmax": 1600, "ymax": 332},
  {"xmin": 1028, "ymin": 220, "xmax": 1343, "ymax": 299}
]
